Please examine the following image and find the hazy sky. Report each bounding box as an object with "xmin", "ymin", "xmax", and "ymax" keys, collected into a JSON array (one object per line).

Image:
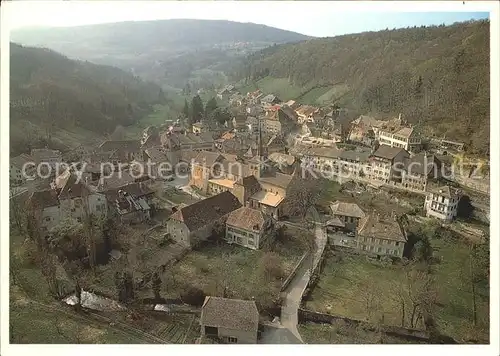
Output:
[{"xmin": 4, "ymin": 1, "xmax": 491, "ymax": 37}]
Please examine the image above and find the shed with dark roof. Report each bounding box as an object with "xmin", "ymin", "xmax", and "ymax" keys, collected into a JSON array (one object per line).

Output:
[{"xmin": 200, "ymin": 296, "xmax": 259, "ymax": 344}]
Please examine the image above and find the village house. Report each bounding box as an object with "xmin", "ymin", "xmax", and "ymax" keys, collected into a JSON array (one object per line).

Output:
[
  {"xmin": 355, "ymin": 213, "xmax": 406, "ymax": 258},
  {"xmin": 31, "ymin": 148, "xmax": 63, "ymax": 169},
  {"xmin": 27, "ymin": 189, "xmax": 62, "ymax": 232},
  {"xmin": 282, "ymin": 99, "xmax": 299, "ymax": 110},
  {"xmin": 295, "ymin": 105, "xmax": 320, "ymax": 124},
  {"xmin": 28, "ymin": 170, "xmax": 108, "ymax": 235},
  {"xmin": 192, "ymin": 122, "xmax": 206, "ymax": 134},
  {"xmin": 401, "ymin": 152, "xmax": 442, "ymax": 192},
  {"xmin": 178, "ymin": 132, "xmax": 215, "ymax": 152},
  {"xmin": 348, "ymin": 115, "xmax": 379, "ymax": 146},
  {"xmin": 225, "ymin": 206, "xmax": 273, "ymax": 250},
  {"xmin": 424, "ymin": 185, "xmax": 462, "ymax": 222},
  {"xmin": 377, "ymin": 116, "xmax": 421, "ymax": 153},
  {"xmin": 217, "ymin": 85, "xmax": 236, "ymax": 100},
  {"xmin": 143, "ymin": 147, "xmax": 172, "ymax": 178},
  {"xmin": 260, "ymin": 94, "xmax": 280, "ymax": 106},
  {"xmin": 10, "ymin": 153, "xmax": 36, "ymax": 185},
  {"xmin": 260, "ymin": 106, "xmax": 298, "ymax": 136},
  {"xmin": 98, "ymin": 140, "xmax": 142, "ymax": 163},
  {"xmin": 267, "ymin": 152, "xmax": 296, "ymax": 175},
  {"xmin": 140, "ymin": 126, "xmax": 161, "ymax": 149},
  {"xmin": 104, "ymin": 182, "xmax": 154, "ymax": 224},
  {"xmin": 160, "ymin": 131, "xmax": 182, "ymax": 166},
  {"xmin": 231, "ymin": 114, "xmax": 248, "ymax": 132},
  {"xmin": 368, "ymin": 145, "xmax": 410, "ymax": 185},
  {"xmin": 166, "ymin": 191, "xmax": 242, "ymax": 247},
  {"xmin": 200, "ymin": 296, "xmax": 259, "ymax": 344},
  {"xmin": 246, "ymin": 89, "xmax": 263, "ymax": 105},
  {"xmin": 248, "ymin": 171, "xmax": 295, "ymax": 220},
  {"xmin": 52, "ymin": 170, "xmax": 108, "ymax": 223},
  {"xmin": 246, "ymin": 105, "xmax": 264, "ymax": 118},
  {"xmin": 329, "ymin": 201, "xmax": 366, "ymax": 231},
  {"xmin": 229, "ymin": 93, "xmax": 246, "ymax": 107}
]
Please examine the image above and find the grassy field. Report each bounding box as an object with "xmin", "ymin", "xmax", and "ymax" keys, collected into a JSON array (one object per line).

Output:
[
  {"xmin": 297, "ymin": 86, "xmax": 333, "ymax": 105},
  {"xmin": 10, "ymin": 297, "xmax": 148, "ymax": 344},
  {"xmin": 304, "ymin": 235, "xmax": 489, "ymax": 342},
  {"xmin": 299, "ymin": 322, "xmax": 427, "ymax": 344},
  {"xmin": 161, "ymin": 228, "xmax": 308, "ymax": 306},
  {"xmin": 255, "ymin": 77, "xmax": 303, "ymax": 101},
  {"xmin": 318, "ymin": 180, "xmax": 414, "ymax": 216}
]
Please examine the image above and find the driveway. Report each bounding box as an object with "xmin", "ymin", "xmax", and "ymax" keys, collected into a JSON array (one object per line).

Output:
[{"xmin": 280, "ymin": 208, "xmax": 327, "ymax": 343}]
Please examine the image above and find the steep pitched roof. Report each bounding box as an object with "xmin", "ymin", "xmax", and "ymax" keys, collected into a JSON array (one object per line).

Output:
[
  {"xmin": 193, "ymin": 151, "xmax": 225, "ymax": 167},
  {"xmin": 226, "ymin": 207, "xmax": 267, "ymax": 232},
  {"xmin": 296, "ymin": 105, "xmax": 318, "ymax": 117},
  {"xmin": 258, "ymin": 172, "xmax": 294, "ymax": 189},
  {"xmin": 330, "ymin": 201, "xmax": 365, "ymax": 219},
  {"xmin": 358, "ymin": 214, "xmax": 406, "ymax": 242},
  {"xmin": 170, "ymin": 191, "xmax": 242, "ymax": 231},
  {"xmin": 144, "ymin": 148, "xmax": 169, "ymax": 164},
  {"xmin": 372, "ymin": 145, "xmax": 407, "ymax": 161},
  {"xmin": 201, "ymin": 296, "xmax": 259, "ymax": 333},
  {"xmin": 405, "ymin": 153, "xmax": 441, "ymax": 177},
  {"xmin": 98, "ymin": 140, "xmax": 140, "ymax": 152}
]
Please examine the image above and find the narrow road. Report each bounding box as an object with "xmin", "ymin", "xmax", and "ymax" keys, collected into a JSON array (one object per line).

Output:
[{"xmin": 280, "ymin": 208, "xmax": 327, "ymax": 343}]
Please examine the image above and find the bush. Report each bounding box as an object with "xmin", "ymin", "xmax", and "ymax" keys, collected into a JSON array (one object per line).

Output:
[
  {"xmin": 259, "ymin": 252, "xmax": 284, "ymax": 280},
  {"xmin": 17, "ymin": 239, "xmax": 39, "ymax": 267},
  {"xmin": 180, "ymin": 286, "xmax": 206, "ymax": 306}
]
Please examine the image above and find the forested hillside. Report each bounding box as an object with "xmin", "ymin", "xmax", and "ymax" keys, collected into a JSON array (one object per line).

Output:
[
  {"xmin": 11, "ymin": 20, "xmax": 311, "ymax": 88},
  {"xmin": 10, "ymin": 43, "xmax": 164, "ymax": 154},
  {"xmin": 235, "ymin": 20, "xmax": 490, "ymax": 155}
]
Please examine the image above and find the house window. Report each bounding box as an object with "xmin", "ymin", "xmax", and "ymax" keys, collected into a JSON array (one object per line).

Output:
[
  {"xmin": 77, "ymin": 217, "xmax": 82, "ymax": 223},
  {"xmin": 227, "ymin": 337, "xmax": 237, "ymax": 344},
  {"xmin": 45, "ymin": 217, "xmax": 51, "ymax": 222},
  {"xmin": 377, "ymin": 247, "xmax": 382, "ymax": 253}
]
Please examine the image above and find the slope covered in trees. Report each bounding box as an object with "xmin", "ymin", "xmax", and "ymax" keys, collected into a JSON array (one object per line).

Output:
[
  {"xmin": 11, "ymin": 20, "xmax": 311, "ymax": 88},
  {"xmin": 10, "ymin": 43, "xmax": 164, "ymax": 153},
  {"xmin": 235, "ymin": 20, "xmax": 490, "ymax": 155}
]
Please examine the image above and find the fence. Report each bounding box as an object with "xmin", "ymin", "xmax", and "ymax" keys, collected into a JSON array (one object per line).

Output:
[
  {"xmin": 280, "ymin": 252, "xmax": 309, "ymax": 292},
  {"xmin": 297, "ymin": 308, "xmax": 432, "ymax": 342}
]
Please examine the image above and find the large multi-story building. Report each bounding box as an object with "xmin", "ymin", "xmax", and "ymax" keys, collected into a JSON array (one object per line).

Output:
[
  {"xmin": 424, "ymin": 185, "xmax": 462, "ymax": 222},
  {"xmin": 368, "ymin": 145, "xmax": 410, "ymax": 184},
  {"xmin": 225, "ymin": 207, "xmax": 273, "ymax": 250}
]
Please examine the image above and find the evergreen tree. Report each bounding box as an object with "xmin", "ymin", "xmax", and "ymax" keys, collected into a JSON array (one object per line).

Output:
[
  {"xmin": 204, "ymin": 97, "xmax": 218, "ymax": 119},
  {"xmin": 183, "ymin": 99, "xmax": 190, "ymax": 119},
  {"xmin": 152, "ymin": 271, "xmax": 162, "ymax": 300},
  {"xmin": 190, "ymin": 95, "xmax": 204, "ymax": 125}
]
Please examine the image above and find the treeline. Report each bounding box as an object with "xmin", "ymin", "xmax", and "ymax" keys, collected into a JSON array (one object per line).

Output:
[
  {"xmin": 233, "ymin": 20, "xmax": 490, "ymax": 155},
  {"xmin": 10, "ymin": 43, "xmax": 165, "ymax": 150}
]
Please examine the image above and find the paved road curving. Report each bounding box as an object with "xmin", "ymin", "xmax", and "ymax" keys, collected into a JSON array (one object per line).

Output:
[{"xmin": 280, "ymin": 208, "xmax": 327, "ymax": 343}]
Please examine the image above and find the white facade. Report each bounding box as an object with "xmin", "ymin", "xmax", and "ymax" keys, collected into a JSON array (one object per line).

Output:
[
  {"xmin": 425, "ymin": 190, "xmax": 461, "ymax": 222},
  {"xmin": 377, "ymin": 131, "xmax": 421, "ymax": 152}
]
